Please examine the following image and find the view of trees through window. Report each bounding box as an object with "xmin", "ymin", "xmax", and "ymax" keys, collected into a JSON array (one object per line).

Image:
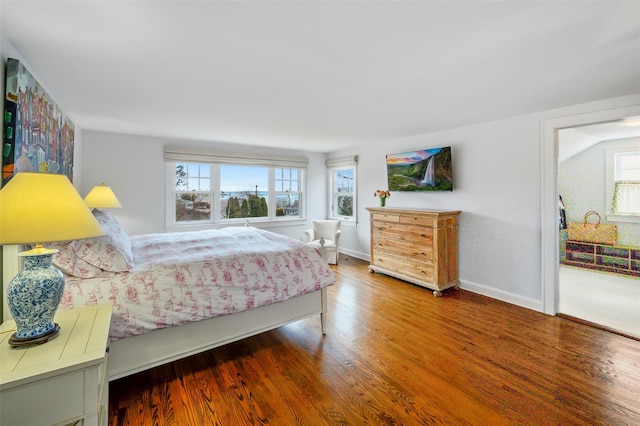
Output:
[
  {"xmin": 173, "ymin": 163, "xmax": 301, "ymax": 223},
  {"xmin": 334, "ymin": 168, "xmax": 354, "ymax": 217},
  {"xmin": 175, "ymin": 163, "xmax": 211, "ymax": 222},
  {"xmin": 274, "ymin": 167, "xmax": 300, "ymax": 217},
  {"xmin": 220, "ymin": 164, "xmax": 269, "ymax": 220},
  {"xmin": 224, "ymin": 194, "xmax": 269, "ymax": 218}
]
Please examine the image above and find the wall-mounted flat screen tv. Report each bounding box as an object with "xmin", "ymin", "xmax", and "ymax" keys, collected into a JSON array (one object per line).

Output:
[{"xmin": 386, "ymin": 146, "xmax": 453, "ymax": 191}]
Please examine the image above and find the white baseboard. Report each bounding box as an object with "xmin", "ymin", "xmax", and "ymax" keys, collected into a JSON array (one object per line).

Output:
[
  {"xmin": 459, "ymin": 279, "xmax": 544, "ymax": 313},
  {"xmin": 337, "ymin": 249, "xmax": 369, "ymax": 261},
  {"xmin": 337, "ymin": 250, "xmax": 545, "ymax": 314}
]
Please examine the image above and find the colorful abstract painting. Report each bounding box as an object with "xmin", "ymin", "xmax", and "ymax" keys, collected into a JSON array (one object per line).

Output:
[
  {"xmin": 386, "ymin": 146, "xmax": 453, "ymax": 191},
  {"xmin": 3, "ymin": 58, "xmax": 75, "ymax": 186}
]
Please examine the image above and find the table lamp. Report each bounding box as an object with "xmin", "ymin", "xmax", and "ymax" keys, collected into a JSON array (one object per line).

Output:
[
  {"xmin": 84, "ymin": 182, "xmax": 122, "ymax": 209},
  {"xmin": 0, "ymin": 172, "xmax": 105, "ymax": 347}
]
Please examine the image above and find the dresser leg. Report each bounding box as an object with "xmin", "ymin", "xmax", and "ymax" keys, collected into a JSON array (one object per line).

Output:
[{"xmin": 433, "ymin": 290, "xmax": 442, "ymax": 297}]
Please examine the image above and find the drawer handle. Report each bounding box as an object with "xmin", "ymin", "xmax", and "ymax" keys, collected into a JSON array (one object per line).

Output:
[{"xmin": 420, "ymin": 234, "xmax": 425, "ymax": 237}]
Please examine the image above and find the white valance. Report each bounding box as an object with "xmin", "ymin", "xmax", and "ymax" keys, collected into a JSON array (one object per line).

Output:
[
  {"xmin": 165, "ymin": 145, "xmax": 308, "ymax": 168},
  {"xmin": 325, "ymin": 155, "xmax": 358, "ymax": 168}
]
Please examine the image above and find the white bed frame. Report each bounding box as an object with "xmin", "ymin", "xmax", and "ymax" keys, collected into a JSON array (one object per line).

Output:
[
  {"xmin": 107, "ymin": 288, "xmax": 327, "ymax": 380},
  {"xmin": 3, "ymin": 245, "xmax": 328, "ymax": 381}
]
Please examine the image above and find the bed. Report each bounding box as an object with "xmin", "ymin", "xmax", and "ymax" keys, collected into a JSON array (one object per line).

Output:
[{"xmin": 3, "ymin": 210, "xmax": 336, "ymax": 381}]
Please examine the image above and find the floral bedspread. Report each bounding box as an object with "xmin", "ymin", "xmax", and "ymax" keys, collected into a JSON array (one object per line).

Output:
[{"xmin": 58, "ymin": 227, "xmax": 336, "ymax": 339}]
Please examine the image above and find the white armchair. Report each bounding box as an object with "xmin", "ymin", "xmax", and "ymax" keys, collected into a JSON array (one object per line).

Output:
[{"xmin": 305, "ymin": 220, "xmax": 341, "ymax": 264}]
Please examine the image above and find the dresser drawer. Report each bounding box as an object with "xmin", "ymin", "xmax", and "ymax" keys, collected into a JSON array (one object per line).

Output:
[
  {"xmin": 371, "ymin": 250, "xmax": 434, "ymax": 282},
  {"xmin": 371, "ymin": 212, "xmax": 400, "ymax": 223},
  {"xmin": 399, "ymin": 215, "xmax": 435, "ymax": 227},
  {"xmin": 372, "ymin": 222, "xmax": 433, "ymax": 245},
  {"xmin": 372, "ymin": 236, "xmax": 433, "ymax": 261}
]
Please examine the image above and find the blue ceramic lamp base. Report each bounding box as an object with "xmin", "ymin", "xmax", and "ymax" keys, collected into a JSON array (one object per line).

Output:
[{"xmin": 7, "ymin": 248, "xmax": 65, "ymax": 348}]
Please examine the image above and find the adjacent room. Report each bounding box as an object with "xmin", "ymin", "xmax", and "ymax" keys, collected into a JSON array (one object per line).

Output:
[
  {"xmin": 0, "ymin": 1, "xmax": 638, "ymax": 425},
  {"xmin": 558, "ymin": 122, "xmax": 640, "ymax": 339}
]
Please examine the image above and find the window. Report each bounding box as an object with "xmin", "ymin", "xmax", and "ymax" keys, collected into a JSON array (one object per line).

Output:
[
  {"xmin": 611, "ymin": 151, "xmax": 640, "ymax": 214},
  {"xmin": 173, "ymin": 163, "xmax": 212, "ymax": 223},
  {"xmin": 220, "ymin": 165, "xmax": 269, "ymax": 219},
  {"xmin": 327, "ymin": 156, "xmax": 358, "ymax": 222},
  {"xmin": 165, "ymin": 145, "xmax": 308, "ymax": 228},
  {"xmin": 274, "ymin": 168, "xmax": 301, "ymax": 217},
  {"xmin": 606, "ymin": 146, "xmax": 640, "ymax": 222}
]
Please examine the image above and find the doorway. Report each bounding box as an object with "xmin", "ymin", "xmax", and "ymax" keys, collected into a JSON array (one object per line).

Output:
[
  {"xmin": 557, "ymin": 122, "xmax": 640, "ymax": 339},
  {"xmin": 540, "ymin": 101, "xmax": 639, "ymax": 329}
]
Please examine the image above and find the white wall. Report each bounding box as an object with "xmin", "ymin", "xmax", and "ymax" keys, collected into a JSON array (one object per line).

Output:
[
  {"xmin": 560, "ymin": 138, "xmax": 640, "ymax": 247},
  {"xmin": 80, "ymin": 131, "xmax": 328, "ymax": 240},
  {"xmin": 332, "ymin": 113, "xmax": 544, "ymax": 309}
]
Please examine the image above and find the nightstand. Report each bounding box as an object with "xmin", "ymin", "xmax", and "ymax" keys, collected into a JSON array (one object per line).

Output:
[{"xmin": 0, "ymin": 303, "xmax": 112, "ymax": 426}]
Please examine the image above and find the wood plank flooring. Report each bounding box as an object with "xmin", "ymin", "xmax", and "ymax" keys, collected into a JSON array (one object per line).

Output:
[{"xmin": 109, "ymin": 255, "xmax": 640, "ymax": 425}]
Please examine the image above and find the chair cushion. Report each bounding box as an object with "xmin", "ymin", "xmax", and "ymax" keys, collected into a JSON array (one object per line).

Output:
[
  {"xmin": 312, "ymin": 220, "xmax": 340, "ymax": 239},
  {"xmin": 308, "ymin": 239, "xmax": 337, "ymax": 250}
]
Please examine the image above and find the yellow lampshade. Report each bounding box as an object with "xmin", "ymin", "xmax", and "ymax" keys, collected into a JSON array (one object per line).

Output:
[
  {"xmin": 0, "ymin": 172, "xmax": 105, "ymax": 246},
  {"xmin": 84, "ymin": 183, "xmax": 122, "ymax": 209}
]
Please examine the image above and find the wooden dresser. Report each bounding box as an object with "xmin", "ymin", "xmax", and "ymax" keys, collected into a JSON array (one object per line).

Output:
[{"xmin": 367, "ymin": 207, "xmax": 461, "ymax": 296}]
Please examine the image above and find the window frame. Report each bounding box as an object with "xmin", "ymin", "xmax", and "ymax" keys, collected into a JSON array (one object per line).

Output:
[
  {"xmin": 165, "ymin": 146, "xmax": 308, "ymax": 230},
  {"xmin": 326, "ymin": 155, "xmax": 358, "ymax": 224},
  {"xmin": 606, "ymin": 144, "xmax": 640, "ymax": 223},
  {"xmin": 171, "ymin": 162, "xmax": 214, "ymax": 225},
  {"xmin": 272, "ymin": 167, "xmax": 302, "ymax": 219}
]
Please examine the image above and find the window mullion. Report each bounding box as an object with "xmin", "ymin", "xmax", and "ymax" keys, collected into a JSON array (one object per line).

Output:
[
  {"xmin": 211, "ymin": 164, "xmax": 220, "ymax": 221},
  {"xmin": 269, "ymin": 167, "xmax": 275, "ymax": 220}
]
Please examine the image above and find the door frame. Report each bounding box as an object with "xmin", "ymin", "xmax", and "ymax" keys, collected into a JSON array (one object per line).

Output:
[{"xmin": 540, "ymin": 101, "xmax": 640, "ymax": 315}]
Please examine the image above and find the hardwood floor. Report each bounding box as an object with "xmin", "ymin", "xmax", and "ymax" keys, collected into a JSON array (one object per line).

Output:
[{"xmin": 109, "ymin": 255, "xmax": 640, "ymax": 425}]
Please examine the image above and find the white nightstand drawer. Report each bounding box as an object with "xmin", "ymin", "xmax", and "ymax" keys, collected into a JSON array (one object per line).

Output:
[{"xmin": 2, "ymin": 370, "xmax": 85, "ymax": 425}]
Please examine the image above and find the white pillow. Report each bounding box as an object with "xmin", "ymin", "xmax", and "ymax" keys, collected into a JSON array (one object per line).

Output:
[
  {"xmin": 46, "ymin": 241, "xmax": 104, "ymax": 278},
  {"xmin": 73, "ymin": 210, "xmax": 135, "ymax": 272}
]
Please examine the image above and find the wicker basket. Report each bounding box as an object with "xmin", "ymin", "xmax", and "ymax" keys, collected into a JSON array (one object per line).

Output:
[{"xmin": 567, "ymin": 211, "xmax": 617, "ymax": 245}]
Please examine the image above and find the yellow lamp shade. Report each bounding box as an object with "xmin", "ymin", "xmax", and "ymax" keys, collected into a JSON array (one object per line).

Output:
[
  {"xmin": 0, "ymin": 172, "xmax": 105, "ymax": 245},
  {"xmin": 84, "ymin": 183, "xmax": 122, "ymax": 209}
]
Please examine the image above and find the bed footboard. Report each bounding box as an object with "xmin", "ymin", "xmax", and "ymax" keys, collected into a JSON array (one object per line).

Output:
[{"xmin": 108, "ymin": 288, "xmax": 327, "ymax": 381}]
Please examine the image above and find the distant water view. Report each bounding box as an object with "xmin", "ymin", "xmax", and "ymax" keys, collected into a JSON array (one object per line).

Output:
[
  {"xmin": 220, "ymin": 190, "xmax": 269, "ymax": 200},
  {"xmin": 175, "ymin": 164, "xmax": 301, "ymax": 221}
]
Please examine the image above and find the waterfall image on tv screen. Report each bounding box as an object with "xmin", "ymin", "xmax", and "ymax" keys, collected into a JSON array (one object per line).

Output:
[{"xmin": 386, "ymin": 146, "xmax": 453, "ymax": 191}]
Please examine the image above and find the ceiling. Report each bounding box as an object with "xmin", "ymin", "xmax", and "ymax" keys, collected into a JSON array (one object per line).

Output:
[
  {"xmin": 573, "ymin": 118, "xmax": 640, "ymax": 141},
  {"xmin": 1, "ymin": 1, "xmax": 639, "ymax": 153},
  {"xmin": 558, "ymin": 116, "xmax": 640, "ymax": 162}
]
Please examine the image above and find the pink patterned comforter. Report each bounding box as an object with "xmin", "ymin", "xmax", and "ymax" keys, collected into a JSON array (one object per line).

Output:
[{"xmin": 59, "ymin": 227, "xmax": 336, "ymax": 340}]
